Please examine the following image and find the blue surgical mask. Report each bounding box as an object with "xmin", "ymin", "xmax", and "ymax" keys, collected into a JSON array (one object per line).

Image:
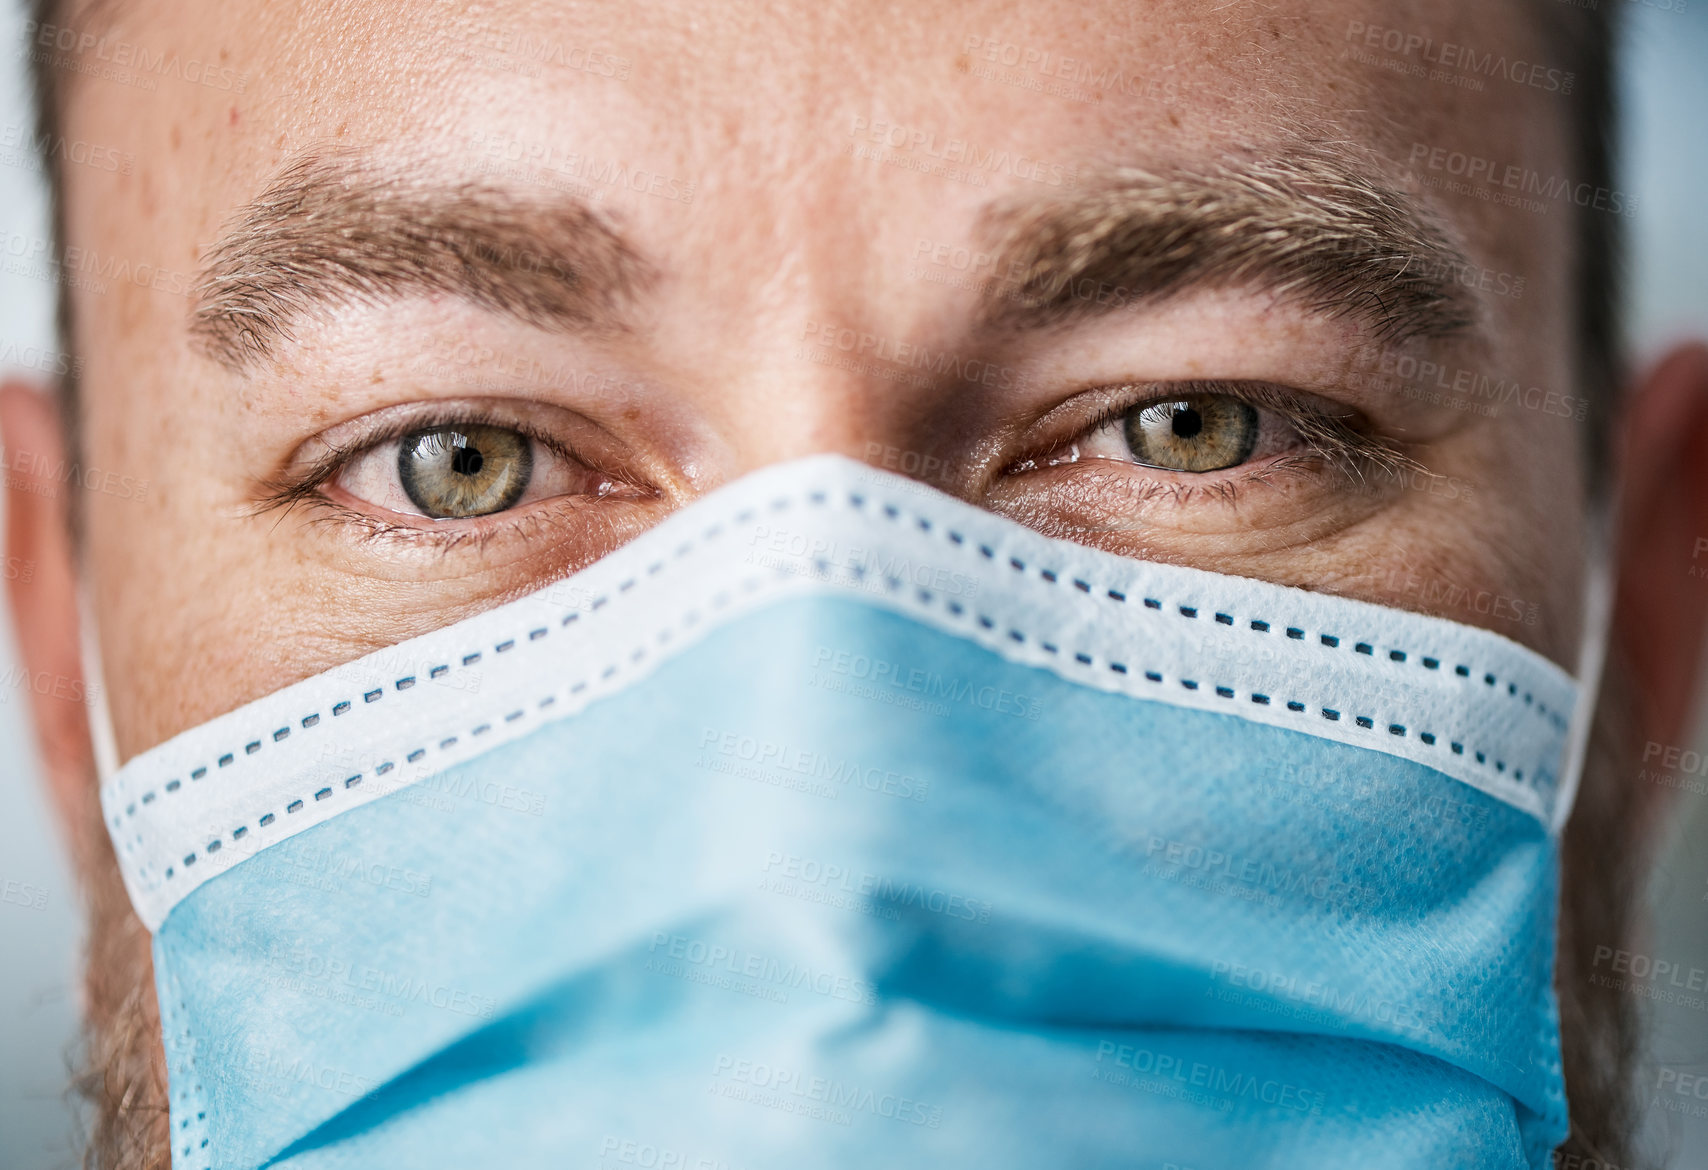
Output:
[{"xmin": 99, "ymin": 455, "xmax": 1600, "ymax": 1170}]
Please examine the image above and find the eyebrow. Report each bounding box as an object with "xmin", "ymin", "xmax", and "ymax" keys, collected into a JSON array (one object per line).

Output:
[
  {"xmin": 973, "ymin": 150, "xmax": 1479, "ymax": 344},
  {"xmin": 190, "ymin": 154, "xmax": 652, "ymax": 371}
]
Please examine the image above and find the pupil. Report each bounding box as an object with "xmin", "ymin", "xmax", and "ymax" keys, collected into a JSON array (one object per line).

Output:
[
  {"xmin": 450, "ymin": 443, "xmax": 485, "ymax": 477},
  {"xmin": 1170, "ymin": 406, "xmax": 1203, "ymax": 439}
]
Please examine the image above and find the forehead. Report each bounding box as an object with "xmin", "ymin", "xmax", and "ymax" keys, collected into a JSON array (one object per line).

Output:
[
  {"xmin": 53, "ymin": 0, "xmax": 1570, "ymax": 257},
  {"xmin": 48, "ymin": 0, "xmax": 1585, "ymax": 460}
]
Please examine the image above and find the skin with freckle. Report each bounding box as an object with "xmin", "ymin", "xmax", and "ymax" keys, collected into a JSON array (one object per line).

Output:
[{"xmin": 10, "ymin": 0, "xmax": 1708, "ymax": 1166}]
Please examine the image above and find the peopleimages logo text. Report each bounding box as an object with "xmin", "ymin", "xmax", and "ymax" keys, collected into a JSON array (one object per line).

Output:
[
  {"xmin": 23, "ymin": 20, "xmax": 248, "ymax": 92},
  {"xmin": 810, "ymin": 645, "xmax": 1042, "ymax": 720},
  {"xmin": 1407, "ymin": 143, "xmax": 1637, "ymax": 218},
  {"xmin": 1345, "ymin": 21, "xmax": 1574, "ymax": 93},
  {"xmin": 846, "ymin": 116, "xmax": 1078, "ymax": 188}
]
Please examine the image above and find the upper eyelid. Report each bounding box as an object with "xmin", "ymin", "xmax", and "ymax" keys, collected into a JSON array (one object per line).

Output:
[
  {"xmin": 260, "ymin": 403, "xmax": 588, "ymax": 507},
  {"xmin": 1090, "ymin": 379, "xmax": 1358, "ymax": 428},
  {"xmin": 1045, "ymin": 379, "xmax": 1415, "ymax": 479},
  {"xmin": 316, "ymin": 404, "xmax": 581, "ymax": 467},
  {"xmin": 1066, "ymin": 379, "xmax": 1370, "ymax": 453}
]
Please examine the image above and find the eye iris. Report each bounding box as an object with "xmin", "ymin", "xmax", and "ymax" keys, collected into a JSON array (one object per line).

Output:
[
  {"xmin": 398, "ymin": 425, "xmax": 532, "ymax": 518},
  {"xmin": 1124, "ymin": 396, "xmax": 1259, "ymax": 472}
]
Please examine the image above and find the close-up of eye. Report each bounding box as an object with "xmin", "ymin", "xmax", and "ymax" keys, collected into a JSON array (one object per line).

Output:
[
  {"xmin": 395, "ymin": 424, "xmax": 532, "ymax": 518},
  {"xmin": 286, "ymin": 408, "xmax": 658, "ymax": 532},
  {"xmin": 986, "ymin": 382, "xmax": 1427, "ymax": 545},
  {"xmin": 1020, "ymin": 382, "xmax": 1404, "ymax": 485},
  {"xmin": 1119, "ymin": 395, "xmax": 1258, "ymax": 472}
]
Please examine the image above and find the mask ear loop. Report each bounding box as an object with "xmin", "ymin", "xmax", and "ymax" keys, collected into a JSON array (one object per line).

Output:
[
  {"xmin": 77, "ymin": 583, "xmax": 122, "ymax": 787},
  {"xmin": 1551, "ymin": 506, "xmax": 1616, "ymax": 836}
]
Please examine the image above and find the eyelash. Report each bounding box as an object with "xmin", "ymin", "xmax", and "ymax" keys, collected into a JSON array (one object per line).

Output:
[
  {"xmin": 255, "ymin": 407, "xmax": 632, "ymax": 548},
  {"xmin": 1037, "ymin": 379, "xmax": 1419, "ymax": 497}
]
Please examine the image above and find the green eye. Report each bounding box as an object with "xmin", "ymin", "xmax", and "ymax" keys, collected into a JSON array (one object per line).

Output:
[
  {"xmin": 1122, "ymin": 396, "xmax": 1259, "ymax": 472},
  {"xmin": 397, "ymin": 425, "xmax": 533, "ymax": 518}
]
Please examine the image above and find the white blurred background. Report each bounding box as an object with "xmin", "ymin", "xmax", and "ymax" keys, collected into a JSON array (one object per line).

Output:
[{"xmin": 2, "ymin": 3, "xmax": 1706, "ymax": 1167}]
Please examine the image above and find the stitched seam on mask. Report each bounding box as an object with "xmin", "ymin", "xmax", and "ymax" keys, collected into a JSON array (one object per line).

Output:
[
  {"xmin": 160, "ymin": 963, "xmax": 212, "ymax": 1170},
  {"xmin": 113, "ymin": 478, "xmax": 1568, "ymax": 895},
  {"xmin": 869, "ymin": 560, "xmax": 1547, "ymax": 803},
  {"xmin": 134, "ymin": 541, "xmax": 1559, "ymax": 888},
  {"xmin": 105, "ymin": 516, "xmax": 708, "ymax": 821},
  {"xmin": 136, "ymin": 569, "xmax": 772, "ymax": 884},
  {"xmin": 147, "ymin": 559, "xmax": 1553, "ymax": 887},
  {"xmin": 109, "ymin": 485, "xmax": 1564, "ymax": 819},
  {"xmin": 855, "ymin": 497, "xmax": 1565, "ymax": 737},
  {"xmin": 110, "ymin": 483, "xmax": 1562, "ymax": 835}
]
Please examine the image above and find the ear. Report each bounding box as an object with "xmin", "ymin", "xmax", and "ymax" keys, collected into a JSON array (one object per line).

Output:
[
  {"xmin": 1611, "ymin": 342, "xmax": 1708, "ymax": 768},
  {"xmin": 1, "ymin": 379, "xmax": 98, "ymax": 849}
]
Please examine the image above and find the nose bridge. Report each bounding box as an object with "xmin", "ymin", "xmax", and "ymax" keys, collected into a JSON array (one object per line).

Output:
[
  {"xmin": 761, "ymin": 327, "xmax": 943, "ymax": 468},
  {"xmin": 667, "ymin": 122, "xmax": 999, "ymax": 481},
  {"xmin": 677, "ymin": 276, "xmax": 947, "ymax": 482},
  {"xmin": 683, "ymin": 290, "xmax": 1011, "ymax": 483}
]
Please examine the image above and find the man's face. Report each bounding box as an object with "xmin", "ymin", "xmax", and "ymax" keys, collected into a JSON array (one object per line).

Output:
[
  {"xmin": 55, "ymin": 0, "xmax": 1591, "ymax": 764},
  {"xmin": 28, "ymin": 0, "xmax": 1649, "ymax": 1161}
]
